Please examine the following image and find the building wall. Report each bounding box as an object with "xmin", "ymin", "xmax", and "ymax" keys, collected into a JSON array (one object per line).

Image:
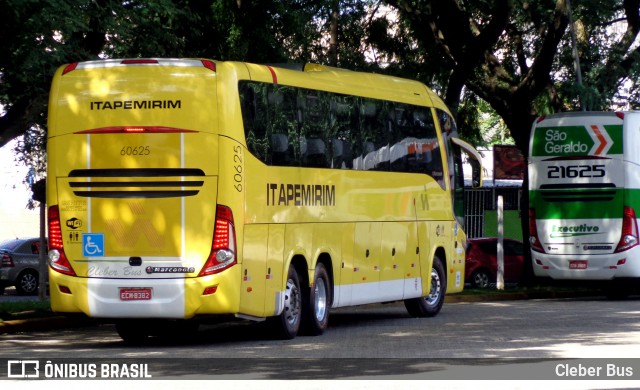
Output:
[{"xmin": 0, "ymin": 139, "xmax": 40, "ymax": 240}]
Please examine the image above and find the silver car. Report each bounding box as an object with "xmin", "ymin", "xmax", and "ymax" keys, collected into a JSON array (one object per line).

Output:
[{"xmin": 0, "ymin": 237, "xmax": 47, "ymax": 295}]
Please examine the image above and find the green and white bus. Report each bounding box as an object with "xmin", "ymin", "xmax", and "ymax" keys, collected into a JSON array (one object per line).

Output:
[{"xmin": 529, "ymin": 111, "xmax": 640, "ymax": 281}]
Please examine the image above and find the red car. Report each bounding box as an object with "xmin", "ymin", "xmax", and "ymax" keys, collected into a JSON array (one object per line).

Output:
[{"xmin": 465, "ymin": 238, "xmax": 525, "ymax": 288}]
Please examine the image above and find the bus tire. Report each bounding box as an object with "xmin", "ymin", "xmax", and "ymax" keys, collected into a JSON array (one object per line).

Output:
[
  {"xmin": 302, "ymin": 263, "xmax": 331, "ymax": 335},
  {"xmin": 116, "ymin": 321, "xmax": 151, "ymax": 345},
  {"xmin": 404, "ymin": 255, "xmax": 446, "ymax": 317},
  {"xmin": 605, "ymin": 285, "xmax": 631, "ymax": 300},
  {"xmin": 270, "ymin": 266, "xmax": 302, "ymax": 339}
]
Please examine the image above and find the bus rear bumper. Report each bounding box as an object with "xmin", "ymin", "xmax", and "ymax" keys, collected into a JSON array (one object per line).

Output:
[
  {"xmin": 531, "ymin": 246, "xmax": 640, "ymax": 280},
  {"xmin": 48, "ymin": 266, "xmax": 241, "ymax": 319}
]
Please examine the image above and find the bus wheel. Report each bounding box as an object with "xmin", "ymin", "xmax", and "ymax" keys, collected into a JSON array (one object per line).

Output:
[
  {"xmin": 116, "ymin": 321, "xmax": 151, "ymax": 345},
  {"xmin": 302, "ymin": 263, "xmax": 331, "ymax": 335},
  {"xmin": 270, "ymin": 266, "xmax": 302, "ymax": 339},
  {"xmin": 605, "ymin": 285, "xmax": 631, "ymax": 300},
  {"xmin": 404, "ymin": 255, "xmax": 446, "ymax": 317}
]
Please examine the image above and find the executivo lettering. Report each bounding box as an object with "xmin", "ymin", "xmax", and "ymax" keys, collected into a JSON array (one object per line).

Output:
[
  {"xmin": 266, "ymin": 183, "xmax": 335, "ymax": 206},
  {"xmin": 550, "ymin": 223, "xmax": 601, "ymax": 238},
  {"xmin": 90, "ymin": 100, "xmax": 181, "ymax": 110}
]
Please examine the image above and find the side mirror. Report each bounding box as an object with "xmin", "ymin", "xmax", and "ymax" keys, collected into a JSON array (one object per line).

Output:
[
  {"xmin": 451, "ymin": 137, "xmax": 483, "ymax": 188},
  {"xmin": 470, "ymin": 158, "xmax": 482, "ymax": 188}
]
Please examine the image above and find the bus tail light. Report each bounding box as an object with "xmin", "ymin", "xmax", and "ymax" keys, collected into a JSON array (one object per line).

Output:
[
  {"xmin": 615, "ymin": 206, "xmax": 639, "ymax": 253},
  {"xmin": 75, "ymin": 126, "xmax": 197, "ymax": 134},
  {"xmin": 48, "ymin": 205, "xmax": 77, "ymax": 276},
  {"xmin": 529, "ymin": 208, "xmax": 545, "ymax": 253},
  {"xmin": 199, "ymin": 205, "xmax": 237, "ymax": 276}
]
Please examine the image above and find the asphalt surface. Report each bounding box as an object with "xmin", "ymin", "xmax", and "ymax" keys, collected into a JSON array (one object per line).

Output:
[{"xmin": 0, "ymin": 286, "xmax": 605, "ymax": 335}]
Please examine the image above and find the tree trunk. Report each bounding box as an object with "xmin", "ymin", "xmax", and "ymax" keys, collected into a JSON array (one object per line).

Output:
[{"xmin": 329, "ymin": 1, "xmax": 339, "ymax": 67}]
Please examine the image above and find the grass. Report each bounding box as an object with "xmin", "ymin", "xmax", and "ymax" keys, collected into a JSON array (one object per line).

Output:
[
  {"xmin": 0, "ymin": 299, "xmax": 52, "ymax": 322},
  {"xmin": 460, "ymin": 284, "xmax": 595, "ymax": 295}
]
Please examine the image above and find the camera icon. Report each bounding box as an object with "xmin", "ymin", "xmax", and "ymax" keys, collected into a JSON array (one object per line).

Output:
[{"xmin": 7, "ymin": 360, "xmax": 39, "ymax": 378}]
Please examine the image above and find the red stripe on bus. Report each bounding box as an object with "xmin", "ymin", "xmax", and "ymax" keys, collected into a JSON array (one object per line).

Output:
[
  {"xmin": 591, "ymin": 125, "xmax": 607, "ymax": 155},
  {"xmin": 266, "ymin": 66, "xmax": 278, "ymax": 84}
]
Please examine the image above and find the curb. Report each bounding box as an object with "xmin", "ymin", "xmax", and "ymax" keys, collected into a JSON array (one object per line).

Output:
[
  {"xmin": 0, "ymin": 316, "xmax": 96, "ymax": 334},
  {"xmin": 445, "ymin": 290, "xmax": 602, "ymax": 303}
]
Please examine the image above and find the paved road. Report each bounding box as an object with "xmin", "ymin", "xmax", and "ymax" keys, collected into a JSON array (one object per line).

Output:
[
  {"xmin": 2, "ymin": 296, "xmax": 640, "ymax": 358},
  {"xmin": 2, "ymin": 294, "xmax": 640, "ymax": 386}
]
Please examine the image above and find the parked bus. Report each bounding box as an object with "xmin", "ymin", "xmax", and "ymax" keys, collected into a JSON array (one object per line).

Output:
[
  {"xmin": 529, "ymin": 111, "xmax": 640, "ymax": 287},
  {"xmin": 47, "ymin": 59, "xmax": 482, "ymax": 342}
]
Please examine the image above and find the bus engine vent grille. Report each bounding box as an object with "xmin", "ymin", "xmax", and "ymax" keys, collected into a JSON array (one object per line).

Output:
[
  {"xmin": 539, "ymin": 183, "xmax": 617, "ymax": 203},
  {"xmin": 67, "ymin": 168, "xmax": 205, "ymax": 198}
]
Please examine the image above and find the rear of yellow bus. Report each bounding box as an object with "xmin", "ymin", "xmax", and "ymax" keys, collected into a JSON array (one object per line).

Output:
[{"xmin": 46, "ymin": 59, "xmax": 241, "ymax": 329}]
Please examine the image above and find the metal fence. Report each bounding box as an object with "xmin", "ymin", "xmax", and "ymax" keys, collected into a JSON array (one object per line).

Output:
[{"xmin": 464, "ymin": 186, "xmax": 522, "ymax": 239}]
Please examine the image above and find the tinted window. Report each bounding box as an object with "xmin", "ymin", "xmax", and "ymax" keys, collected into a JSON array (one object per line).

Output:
[
  {"xmin": 505, "ymin": 240, "xmax": 524, "ymax": 256},
  {"xmin": 239, "ymin": 81, "xmax": 444, "ymax": 180},
  {"xmin": 475, "ymin": 240, "xmax": 523, "ymax": 257},
  {"xmin": 477, "ymin": 241, "xmax": 497, "ymax": 255}
]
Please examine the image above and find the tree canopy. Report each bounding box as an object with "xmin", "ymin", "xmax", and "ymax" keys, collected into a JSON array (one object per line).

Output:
[
  {"xmin": 383, "ymin": 0, "xmax": 640, "ymax": 153},
  {"xmin": 1, "ymin": 0, "xmax": 639, "ymax": 170},
  {"xmin": 0, "ymin": 0, "xmax": 329, "ymax": 149}
]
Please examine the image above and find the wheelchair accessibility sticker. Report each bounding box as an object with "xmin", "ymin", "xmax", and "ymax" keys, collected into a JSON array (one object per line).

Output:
[{"xmin": 82, "ymin": 233, "xmax": 105, "ymax": 257}]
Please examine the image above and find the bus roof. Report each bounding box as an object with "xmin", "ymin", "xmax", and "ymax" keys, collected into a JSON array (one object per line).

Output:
[{"xmin": 535, "ymin": 111, "xmax": 626, "ymax": 124}]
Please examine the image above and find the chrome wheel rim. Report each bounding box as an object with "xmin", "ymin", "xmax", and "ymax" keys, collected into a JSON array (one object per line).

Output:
[
  {"xmin": 314, "ymin": 278, "xmax": 328, "ymax": 322},
  {"xmin": 426, "ymin": 267, "xmax": 441, "ymax": 306},
  {"xmin": 283, "ymin": 278, "xmax": 301, "ymax": 326},
  {"xmin": 21, "ymin": 273, "xmax": 37, "ymax": 293}
]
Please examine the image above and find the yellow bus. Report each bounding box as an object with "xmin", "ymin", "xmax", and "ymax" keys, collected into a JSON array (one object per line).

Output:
[{"xmin": 46, "ymin": 59, "xmax": 482, "ymax": 342}]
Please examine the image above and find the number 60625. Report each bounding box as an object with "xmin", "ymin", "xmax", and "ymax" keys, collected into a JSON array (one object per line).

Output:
[{"xmin": 120, "ymin": 146, "xmax": 151, "ymax": 156}]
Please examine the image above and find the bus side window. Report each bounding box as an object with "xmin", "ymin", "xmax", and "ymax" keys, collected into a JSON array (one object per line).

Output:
[
  {"xmin": 280, "ymin": 86, "xmax": 304, "ymax": 167},
  {"xmin": 329, "ymin": 96, "xmax": 356, "ymax": 169},
  {"xmin": 358, "ymin": 99, "xmax": 391, "ymax": 171},
  {"xmin": 240, "ymin": 82, "xmax": 268, "ymax": 164},
  {"xmin": 300, "ymin": 90, "xmax": 332, "ymax": 168},
  {"xmin": 388, "ymin": 104, "xmax": 444, "ymax": 187},
  {"xmin": 241, "ymin": 80, "xmax": 444, "ymax": 184},
  {"xmin": 330, "ymin": 139, "xmax": 344, "ymax": 168},
  {"xmin": 305, "ymin": 137, "xmax": 328, "ymax": 168},
  {"xmin": 271, "ymin": 133, "xmax": 290, "ymax": 165}
]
